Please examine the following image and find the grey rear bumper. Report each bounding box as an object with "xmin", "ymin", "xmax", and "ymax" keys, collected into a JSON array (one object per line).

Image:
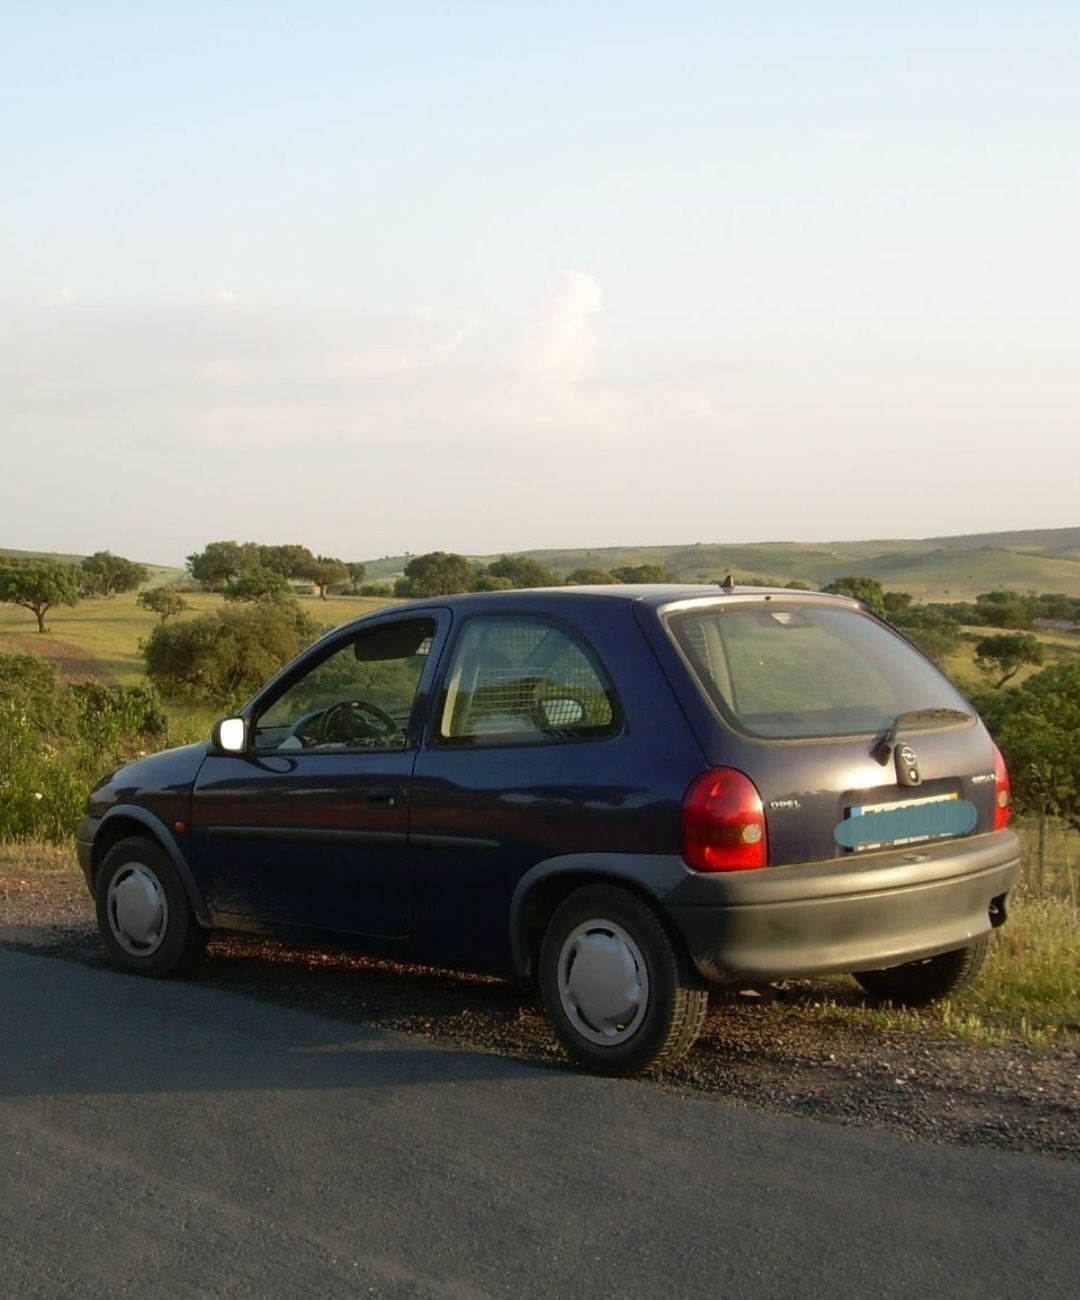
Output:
[{"xmin": 664, "ymin": 830, "xmax": 1020, "ymax": 983}]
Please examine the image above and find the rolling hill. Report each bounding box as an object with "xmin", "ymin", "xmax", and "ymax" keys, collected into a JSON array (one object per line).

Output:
[
  {"xmin": 6, "ymin": 526, "xmax": 1080, "ymax": 602},
  {"xmin": 361, "ymin": 526, "xmax": 1080, "ymax": 600}
]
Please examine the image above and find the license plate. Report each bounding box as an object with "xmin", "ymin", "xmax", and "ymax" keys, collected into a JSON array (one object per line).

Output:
[{"xmin": 836, "ymin": 792, "xmax": 976, "ymax": 853}]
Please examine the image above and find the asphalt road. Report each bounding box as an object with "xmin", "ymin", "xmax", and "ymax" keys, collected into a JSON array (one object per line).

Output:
[{"xmin": 1, "ymin": 949, "xmax": 1077, "ymax": 1300}]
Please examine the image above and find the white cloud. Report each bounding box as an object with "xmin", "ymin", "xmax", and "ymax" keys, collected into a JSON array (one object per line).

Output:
[
  {"xmin": 0, "ymin": 276, "xmax": 724, "ymax": 454},
  {"xmin": 523, "ymin": 270, "xmax": 604, "ymax": 384}
]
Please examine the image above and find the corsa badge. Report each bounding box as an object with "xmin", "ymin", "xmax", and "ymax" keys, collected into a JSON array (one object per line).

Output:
[{"xmin": 895, "ymin": 744, "xmax": 921, "ymax": 787}]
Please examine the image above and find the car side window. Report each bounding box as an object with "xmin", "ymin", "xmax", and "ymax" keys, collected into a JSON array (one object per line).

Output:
[
  {"xmin": 436, "ymin": 616, "xmax": 619, "ymax": 746},
  {"xmin": 253, "ymin": 618, "xmax": 436, "ymax": 752}
]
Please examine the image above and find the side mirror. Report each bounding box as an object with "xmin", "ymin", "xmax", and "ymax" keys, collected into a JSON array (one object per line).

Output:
[{"xmin": 211, "ymin": 717, "xmax": 248, "ymax": 753}]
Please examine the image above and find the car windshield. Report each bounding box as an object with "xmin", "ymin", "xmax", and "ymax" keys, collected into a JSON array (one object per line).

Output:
[{"xmin": 666, "ymin": 602, "xmax": 971, "ymax": 740}]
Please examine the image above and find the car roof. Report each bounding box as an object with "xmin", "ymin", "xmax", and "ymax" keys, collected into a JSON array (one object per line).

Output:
[{"xmin": 365, "ymin": 585, "xmax": 861, "ymax": 618}]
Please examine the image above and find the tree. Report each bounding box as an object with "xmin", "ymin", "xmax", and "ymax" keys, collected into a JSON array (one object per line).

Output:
[
  {"xmin": 974, "ymin": 633, "xmax": 1044, "ymax": 688},
  {"xmin": 80, "ymin": 551, "xmax": 149, "ymax": 598},
  {"xmin": 137, "ymin": 586, "xmax": 189, "ymax": 622},
  {"xmin": 610, "ymin": 564, "xmax": 674, "ymax": 584},
  {"xmin": 565, "ymin": 568, "xmax": 617, "ymax": 584},
  {"xmin": 881, "ymin": 598, "xmax": 962, "ymax": 666},
  {"xmin": 186, "ymin": 540, "xmax": 260, "ymax": 591},
  {"xmin": 142, "ymin": 602, "xmax": 317, "ymax": 706},
  {"xmin": 223, "ymin": 566, "xmax": 292, "ymax": 603},
  {"xmin": 0, "ymin": 560, "xmax": 81, "ymax": 632},
  {"xmin": 882, "ymin": 590, "xmax": 914, "ymax": 620},
  {"xmin": 298, "ymin": 555, "xmax": 348, "ymax": 600},
  {"xmin": 345, "ymin": 562, "xmax": 367, "ymax": 594},
  {"xmin": 471, "ymin": 573, "xmax": 514, "ymax": 591},
  {"xmin": 823, "ymin": 576, "xmax": 886, "ymax": 615},
  {"xmin": 394, "ymin": 552, "xmax": 476, "ymax": 597},
  {"xmin": 258, "ymin": 543, "xmax": 315, "ymax": 578},
  {"xmin": 974, "ymin": 590, "xmax": 1038, "ymax": 630},
  {"xmin": 976, "ymin": 661, "xmax": 1080, "ymax": 829},
  {"xmin": 485, "ymin": 555, "xmax": 558, "ymax": 589}
]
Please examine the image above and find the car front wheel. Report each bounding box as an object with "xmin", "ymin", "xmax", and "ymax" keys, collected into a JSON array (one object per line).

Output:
[
  {"xmin": 95, "ymin": 836, "xmax": 207, "ymax": 978},
  {"xmin": 539, "ymin": 884, "xmax": 708, "ymax": 1076},
  {"xmin": 854, "ymin": 936, "xmax": 989, "ymax": 1006}
]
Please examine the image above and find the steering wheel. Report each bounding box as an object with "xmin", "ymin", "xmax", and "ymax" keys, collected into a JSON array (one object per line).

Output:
[{"xmin": 315, "ymin": 698, "xmax": 404, "ymax": 746}]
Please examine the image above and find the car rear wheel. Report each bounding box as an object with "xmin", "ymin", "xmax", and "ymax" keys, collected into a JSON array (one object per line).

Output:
[
  {"xmin": 854, "ymin": 936, "xmax": 989, "ymax": 1007},
  {"xmin": 95, "ymin": 836, "xmax": 207, "ymax": 978},
  {"xmin": 539, "ymin": 884, "xmax": 708, "ymax": 1076}
]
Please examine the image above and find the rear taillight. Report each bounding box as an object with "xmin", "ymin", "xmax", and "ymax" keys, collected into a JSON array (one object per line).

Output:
[
  {"xmin": 681, "ymin": 768, "xmax": 767, "ymax": 871},
  {"xmin": 992, "ymin": 744, "xmax": 1011, "ymax": 831}
]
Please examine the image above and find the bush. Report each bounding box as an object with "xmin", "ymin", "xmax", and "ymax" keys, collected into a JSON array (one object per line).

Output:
[
  {"xmin": 0, "ymin": 653, "xmax": 76, "ymax": 742},
  {"xmin": 0, "ymin": 655, "xmax": 171, "ymax": 844},
  {"xmin": 975, "ymin": 661, "xmax": 1080, "ymax": 829},
  {"xmin": 142, "ymin": 602, "xmax": 318, "ymax": 708},
  {"xmin": 70, "ymin": 682, "xmax": 168, "ymax": 755},
  {"xmin": 0, "ymin": 705, "xmax": 89, "ymax": 843}
]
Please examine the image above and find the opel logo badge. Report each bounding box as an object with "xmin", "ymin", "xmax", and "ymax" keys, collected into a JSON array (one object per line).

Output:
[{"xmin": 895, "ymin": 744, "xmax": 922, "ymax": 787}]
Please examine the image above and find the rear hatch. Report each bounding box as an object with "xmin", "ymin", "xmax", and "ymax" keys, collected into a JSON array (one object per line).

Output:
[{"xmin": 647, "ymin": 594, "xmax": 1002, "ymax": 867}]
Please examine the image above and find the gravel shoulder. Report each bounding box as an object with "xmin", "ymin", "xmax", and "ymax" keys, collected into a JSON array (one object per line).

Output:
[{"xmin": 3, "ymin": 846, "xmax": 1077, "ymax": 1163}]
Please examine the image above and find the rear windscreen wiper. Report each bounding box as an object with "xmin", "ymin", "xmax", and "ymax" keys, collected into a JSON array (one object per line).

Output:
[{"xmin": 871, "ymin": 708, "xmax": 972, "ymax": 765}]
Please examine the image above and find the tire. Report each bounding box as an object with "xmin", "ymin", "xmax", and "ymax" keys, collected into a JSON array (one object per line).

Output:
[
  {"xmin": 854, "ymin": 936, "xmax": 989, "ymax": 1007},
  {"xmin": 95, "ymin": 836, "xmax": 207, "ymax": 978},
  {"xmin": 539, "ymin": 884, "xmax": 708, "ymax": 1076}
]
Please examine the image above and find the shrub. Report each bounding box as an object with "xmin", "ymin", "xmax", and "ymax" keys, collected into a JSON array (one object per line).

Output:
[
  {"xmin": 142, "ymin": 601, "xmax": 318, "ymax": 708},
  {"xmin": 70, "ymin": 682, "xmax": 168, "ymax": 757},
  {"xmin": 975, "ymin": 661, "xmax": 1080, "ymax": 829},
  {"xmin": 0, "ymin": 705, "xmax": 89, "ymax": 843},
  {"xmin": 0, "ymin": 657, "xmax": 169, "ymax": 844},
  {"xmin": 0, "ymin": 653, "xmax": 76, "ymax": 742}
]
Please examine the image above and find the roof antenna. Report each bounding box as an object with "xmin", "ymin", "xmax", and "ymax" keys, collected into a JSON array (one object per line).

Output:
[{"xmin": 720, "ymin": 574, "xmax": 735, "ymax": 590}]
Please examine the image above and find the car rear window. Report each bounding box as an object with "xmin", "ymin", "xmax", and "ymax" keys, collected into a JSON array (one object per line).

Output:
[{"xmin": 666, "ymin": 602, "xmax": 970, "ymax": 739}]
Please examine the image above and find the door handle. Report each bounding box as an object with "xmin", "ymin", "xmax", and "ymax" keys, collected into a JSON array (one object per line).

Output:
[{"xmin": 365, "ymin": 786, "xmax": 399, "ymax": 808}]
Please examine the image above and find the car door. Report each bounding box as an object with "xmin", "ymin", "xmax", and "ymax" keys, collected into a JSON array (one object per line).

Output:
[{"xmin": 189, "ymin": 611, "xmax": 447, "ymax": 939}]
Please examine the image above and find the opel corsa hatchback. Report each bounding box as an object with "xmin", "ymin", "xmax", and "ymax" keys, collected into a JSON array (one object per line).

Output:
[{"xmin": 78, "ymin": 587, "xmax": 1019, "ymax": 1074}]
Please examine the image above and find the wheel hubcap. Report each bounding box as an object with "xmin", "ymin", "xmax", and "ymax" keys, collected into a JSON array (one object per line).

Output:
[
  {"xmin": 557, "ymin": 919, "xmax": 649, "ymax": 1046},
  {"xmin": 107, "ymin": 864, "xmax": 168, "ymax": 956}
]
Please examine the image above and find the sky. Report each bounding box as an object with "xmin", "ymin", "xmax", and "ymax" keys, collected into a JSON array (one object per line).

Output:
[{"xmin": 2, "ymin": 1, "xmax": 1078, "ymax": 566}]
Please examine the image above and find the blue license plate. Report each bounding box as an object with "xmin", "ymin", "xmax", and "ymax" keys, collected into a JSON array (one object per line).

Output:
[{"xmin": 835, "ymin": 793, "xmax": 977, "ymax": 852}]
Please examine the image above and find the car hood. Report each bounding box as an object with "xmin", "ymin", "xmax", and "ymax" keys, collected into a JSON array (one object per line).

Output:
[{"xmin": 88, "ymin": 742, "xmax": 210, "ymax": 817}]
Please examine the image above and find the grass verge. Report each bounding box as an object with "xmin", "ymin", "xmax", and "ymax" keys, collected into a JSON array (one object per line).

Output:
[{"xmin": 790, "ymin": 894, "xmax": 1078, "ymax": 1049}]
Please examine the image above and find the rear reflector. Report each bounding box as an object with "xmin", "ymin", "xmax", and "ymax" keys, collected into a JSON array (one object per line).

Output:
[
  {"xmin": 992, "ymin": 744, "xmax": 1011, "ymax": 831},
  {"xmin": 681, "ymin": 768, "xmax": 767, "ymax": 871}
]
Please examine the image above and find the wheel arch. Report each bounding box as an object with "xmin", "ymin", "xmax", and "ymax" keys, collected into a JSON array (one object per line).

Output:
[
  {"xmin": 93, "ymin": 806, "xmax": 211, "ymax": 927},
  {"xmin": 509, "ymin": 853, "xmax": 691, "ymax": 979}
]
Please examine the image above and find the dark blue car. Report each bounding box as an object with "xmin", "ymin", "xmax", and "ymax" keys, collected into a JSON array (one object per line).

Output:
[{"xmin": 78, "ymin": 586, "xmax": 1019, "ymax": 1074}]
